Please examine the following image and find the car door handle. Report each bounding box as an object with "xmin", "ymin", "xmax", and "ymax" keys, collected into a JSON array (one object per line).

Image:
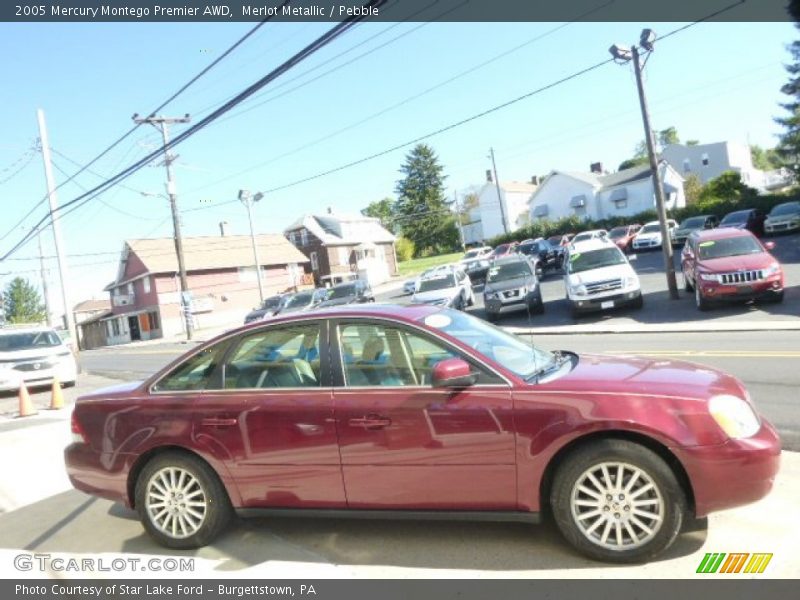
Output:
[
  {"xmin": 201, "ymin": 417, "xmax": 238, "ymax": 427},
  {"xmin": 348, "ymin": 416, "xmax": 392, "ymax": 429}
]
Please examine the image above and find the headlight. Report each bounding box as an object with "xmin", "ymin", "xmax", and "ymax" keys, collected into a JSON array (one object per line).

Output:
[
  {"xmin": 569, "ymin": 284, "xmax": 587, "ymax": 296},
  {"xmin": 765, "ymin": 262, "xmax": 781, "ymax": 276},
  {"xmin": 698, "ymin": 272, "xmax": 718, "ymax": 282},
  {"xmin": 709, "ymin": 394, "xmax": 760, "ymax": 439}
]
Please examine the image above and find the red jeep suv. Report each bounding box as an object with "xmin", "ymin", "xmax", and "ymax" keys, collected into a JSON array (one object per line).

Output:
[{"xmin": 681, "ymin": 228, "xmax": 784, "ymax": 310}]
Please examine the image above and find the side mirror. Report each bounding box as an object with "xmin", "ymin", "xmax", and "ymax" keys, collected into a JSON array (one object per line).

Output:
[
  {"xmin": 764, "ymin": 241, "xmax": 776, "ymax": 251},
  {"xmin": 431, "ymin": 358, "xmax": 477, "ymax": 388}
]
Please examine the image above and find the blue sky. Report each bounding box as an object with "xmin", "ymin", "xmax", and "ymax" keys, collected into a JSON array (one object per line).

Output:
[{"xmin": 0, "ymin": 16, "xmax": 796, "ymax": 312}]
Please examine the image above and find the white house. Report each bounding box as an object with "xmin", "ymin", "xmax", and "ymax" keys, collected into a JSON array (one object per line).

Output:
[
  {"xmin": 461, "ymin": 204, "xmax": 484, "ymax": 246},
  {"xmin": 528, "ymin": 163, "xmax": 685, "ymax": 223},
  {"xmin": 477, "ymin": 180, "xmax": 538, "ymax": 240},
  {"xmin": 661, "ymin": 141, "xmax": 793, "ymax": 191}
]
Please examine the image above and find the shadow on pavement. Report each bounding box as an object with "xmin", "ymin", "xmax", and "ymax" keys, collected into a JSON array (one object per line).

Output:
[{"xmin": 0, "ymin": 490, "xmax": 707, "ymax": 573}]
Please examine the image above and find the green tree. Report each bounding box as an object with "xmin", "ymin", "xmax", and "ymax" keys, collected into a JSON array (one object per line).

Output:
[
  {"xmin": 361, "ymin": 197, "xmax": 396, "ymax": 231},
  {"xmin": 2, "ymin": 277, "xmax": 46, "ymax": 324},
  {"xmin": 683, "ymin": 174, "xmax": 703, "ymax": 204},
  {"xmin": 619, "ymin": 126, "xmax": 681, "ymax": 170},
  {"xmin": 750, "ymin": 145, "xmax": 784, "ymax": 170},
  {"xmin": 394, "ymin": 144, "xmax": 459, "ymax": 256},
  {"xmin": 618, "ymin": 156, "xmax": 650, "ymax": 171},
  {"xmin": 699, "ymin": 171, "xmax": 758, "ymax": 203},
  {"xmin": 775, "ymin": 0, "xmax": 800, "ymax": 178},
  {"xmin": 395, "ymin": 237, "xmax": 415, "ymax": 262},
  {"xmin": 686, "ymin": 139, "xmax": 700, "ymax": 146},
  {"xmin": 658, "ymin": 126, "xmax": 679, "ymax": 146}
]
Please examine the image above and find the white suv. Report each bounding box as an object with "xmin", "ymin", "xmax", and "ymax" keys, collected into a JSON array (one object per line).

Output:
[
  {"xmin": 411, "ymin": 266, "xmax": 474, "ymax": 310},
  {"xmin": 0, "ymin": 327, "xmax": 78, "ymax": 392},
  {"xmin": 564, "ymin": 239, "xmax": 643, "ymax": 318}
]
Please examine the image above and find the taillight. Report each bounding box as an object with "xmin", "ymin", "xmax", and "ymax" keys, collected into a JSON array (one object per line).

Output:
[{"xmin": 71, "ymin": 411, "xmax": 87, "ymax": 444}]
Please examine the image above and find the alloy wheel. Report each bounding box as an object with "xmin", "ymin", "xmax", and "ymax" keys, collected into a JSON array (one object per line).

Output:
[{"xmin": 145, "ymin": 466, "xmax": 208, "ymax": 540}]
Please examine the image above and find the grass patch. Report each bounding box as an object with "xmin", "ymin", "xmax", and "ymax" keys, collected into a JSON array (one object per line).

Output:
[{"xmin": 397, "ymin": 252, "xmax": 463, "ymax": 277}]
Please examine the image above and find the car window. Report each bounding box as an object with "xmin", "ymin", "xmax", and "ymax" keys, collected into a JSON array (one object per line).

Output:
[
  {"xmin": 223, "ymin": 323, "xmax": 322, "ymax": 389},
  {"xmin": 567, "ymin": 247, "xmax": 627, "ymax": 274},
  {"xmin": 487, "ymin": 261, "xmax": 532, "ymax": 283},
  {"xmin": 0, "ymin": 331, "xmax": 63, "ymax": 351},
  {"xmin": 152, "ymin": 346, "xmax": 225, "ymax": 392},
  {"xmin": 697, "ymin": 236, "xmax": 763, "ymax": 260},
  {"xmin": 337, "ymin": 322, "xmax": 500, "ymax": 387},
  {"xmin": 417, "ymin": 273, "xmax": 456, "ymax": 292},
  {"xmin": 770, "ymin": 202, "xmax": 800, "ymax": 216},
  {"xmin": 640, "ymin": 224, "xmax": 660, "ymax": 233}
]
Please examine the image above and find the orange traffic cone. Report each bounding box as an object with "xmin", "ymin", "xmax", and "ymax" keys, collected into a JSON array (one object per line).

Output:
[
  {"xmin": 17, "ymin": 380, "xmax": 37, "ymax": 418},
  {"xmin": 49, "ymin": 377, "xmax": 64, "ymax": 410}
]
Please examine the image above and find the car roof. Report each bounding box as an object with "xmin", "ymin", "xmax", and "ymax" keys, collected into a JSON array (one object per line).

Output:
[
  {"xmin": 689, "ymin": 227, "xmax": 757, "ymax": 241},
  {"xmin": 569, "ymin": 238, "xmax": 617, "ymax": 252},
  {"xmin": 772, "ymin": 201, "xmax": 800, "ymax": 209}
]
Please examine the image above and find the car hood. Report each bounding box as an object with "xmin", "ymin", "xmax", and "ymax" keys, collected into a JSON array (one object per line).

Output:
[
  {"xmin": 699, "ymin": 253, "xmax": 774, "ymax": 272},
  {"xmin": 485, "ymin": 276, "xmax": 535, "ymax": 293},
  {"xmin": 567, "ymin": 263, "xmax": 635, "ymax": 286},
  {"xmin": 317, "ymin": 297, "xmax": 356, "ymax": 307},
  {"xmin": 766, "ymin": 212, "xmax": 800, "ymax": 223},
  {"xmin": 0, "ymin": 347, "xmax": 66, "ymax": 362},
  {"xmin": 544, "ymin": 353, "xmax": 746, "ymax": 402},
  {"xmin": 412, "ymin": 288, "xmax": 459, "ymax": 303}
]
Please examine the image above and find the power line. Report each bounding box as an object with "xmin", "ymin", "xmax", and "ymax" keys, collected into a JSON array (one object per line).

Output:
[{"xmin": 0, "ymin": 1, "xmax": 384, "ymax": 263}]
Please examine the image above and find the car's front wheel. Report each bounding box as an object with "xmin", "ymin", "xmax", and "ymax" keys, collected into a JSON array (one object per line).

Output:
[
  {"xmin": 550, "ymin": 439, "xmax": 686, "ymax": 563},
  {"xmin": 135, "ymin": 452, "xmax": 232, "ymax": 549},
  {"xmin": 695, "ymin": 285, "xmax": 711, "ymax": 311}
]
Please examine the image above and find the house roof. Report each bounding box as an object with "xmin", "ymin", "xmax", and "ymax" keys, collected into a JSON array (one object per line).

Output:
[
  {"xmin": 598, "ymin": 163, "xmax": 654, "ymax": 188},
  {"xmin": 105, "ymin": 234, "xmax": 309, "ymax": 290},
  {"xmin": 73, "ymin": 299, "xmax": 111, "ymax": 313},
  {"xmin": 285, "ymin": 214, "xmax": 396, "ymax": 245}
]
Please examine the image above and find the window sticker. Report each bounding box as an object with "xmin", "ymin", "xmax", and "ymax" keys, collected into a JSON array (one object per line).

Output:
[
  {"xmin": 699, "ymin": 241, "xmax": 715, "ymax": 247},
  {"xmin": 424, "ymin": 314, "xmax": 452, "ymax": 328},
  {"xmin": 569, "ymin": 253, "xmax": 581, "ymax": 261}
]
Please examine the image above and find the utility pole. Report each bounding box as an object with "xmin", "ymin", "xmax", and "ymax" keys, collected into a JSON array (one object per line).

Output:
[
  {"xmin": 37, "ymin": 109, "xmax": 76, "ymax": 340},
  {"xmin": 453, "ymin": 190, "xmax": 466, "ymax": 251},
  {"xmin": 37, "ymin": 228, "xmax": 52, "ymax": 327},
  {"xmin": 631, "ymin": 45, "xmax": 679, "ymax": 299},
  {"xmin": 133, "ymin": 113, "xmax": 194, "ymax": 339},
  {"xmin": 489, "ymin": 147, "xmax": 508, "ymax": 234},
  {"xmin": 239, "ymin": 190, "xmax": 265, "ymax": 304}
]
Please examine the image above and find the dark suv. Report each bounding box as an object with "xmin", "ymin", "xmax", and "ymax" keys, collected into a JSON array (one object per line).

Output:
[
  {"xmin": 483, "ymin": 255, "xmax": 543, "ymax": 322},
  {"xmin": 317, "ymin": 280, "xmax": 374, "ymax": 307},
  {"xmin": 515, "ymin": 239, "xmax": 558, "ymax": 277},
  {"xmin": 243, "ymin": 294, "xmax": 288, "ymax": 324},
  {"xmin": 719, "ymin": 208, "xmax": 765, "ymax": 237}
]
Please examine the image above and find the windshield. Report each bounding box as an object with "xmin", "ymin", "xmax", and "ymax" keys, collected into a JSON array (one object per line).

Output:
[
  {"xmin": 573, "ymin": 232, "xmax": 593, "ymax": 242},
  {"xmin": 640, "ymin": 224, "xmax": 660, "ymax": 234},
  {"xmin": 261, "ymin": 296, "xmax": 283, "ymax": 310},
  {"xmin": 491, "ymin": 244, "xmax": 510, "ymax": 256},
  {"xmin": 285, "ymin": 292, "xmax": 312, "ymax": 308},
  {"xmin": 770, "ymin": 203, "xmax": 800, "ymax": 217},
  {"xmin": 547, "ymin": 236, "xmax": 562, "ymax": 245},
  {"xmin": 420, "ymin": 309, "xmax": 554, "ymax": 380},
  {"xmin": 418, "ymin": 274, "xmax": 456, "ymax": 293},
  {"xmin": 0, "ymin": 331, "xmax": 62, "ymax": 351},
  {"xmin": 721, "ymin": 211, "xmax": 748, "ymax": 224},
  {"xmin": 463, "ymin": 249, "xmax": 480, "ymax": 259},
  {"xmin": 327, "ymin": 284, "xmax": 356, "ymax": 299},
  {"xmin": 680, "ymin": 216, "xmax": 706, "ymax": 228},
  {"xmin": 608, "ymin": 227, "xmax": 628, "ymax": 239},
  {"xmin": 487, "ymin": 261, "xmax": 532, "ymax": 283},
  {"xmin": 517, "ymin": 243, "xmax": 537, "ymax": 255},
  {"xmin": 568, "ymin": 247, "xmax": 627, "ymax": 273},
  {"xmin": 698, "ymin": 236, "xmax": 763, "ymax": 259}
]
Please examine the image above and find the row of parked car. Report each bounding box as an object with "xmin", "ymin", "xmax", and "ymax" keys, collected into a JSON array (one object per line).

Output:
[{"xmin": 243, "ymin": 279, "xmax": 375, "ymax": 324}]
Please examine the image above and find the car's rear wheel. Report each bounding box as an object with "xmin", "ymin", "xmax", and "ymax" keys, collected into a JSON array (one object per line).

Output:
[
  {"xmin": 135, "ymin": 452, "xmax": 232, "ymax": 549},
  {"xmin": 550, "ymin": 439, "xmax": 685, "ymax": 563}
]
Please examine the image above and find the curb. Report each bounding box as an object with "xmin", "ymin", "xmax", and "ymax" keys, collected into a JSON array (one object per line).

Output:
[{"xmin": 505, "ymin": 320, "xmax": 800, "ymax": 335}]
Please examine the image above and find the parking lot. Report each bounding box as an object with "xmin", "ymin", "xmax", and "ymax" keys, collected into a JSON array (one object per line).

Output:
[{"xmin": 386, "ymin": 232, "xmax": 800, "ymax": 330}]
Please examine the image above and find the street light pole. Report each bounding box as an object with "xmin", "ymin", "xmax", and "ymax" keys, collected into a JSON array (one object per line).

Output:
[
  {"xmin": 240, "ymin": 190, "xmax": 265, "ymax": 304},
  {"xmin": 611, "ymin": 33, "xmax": 679, "ymax": 300}
]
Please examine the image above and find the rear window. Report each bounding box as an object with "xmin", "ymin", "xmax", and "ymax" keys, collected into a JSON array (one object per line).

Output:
[{"xmin": 0, "ymin": 331, "xmax": 63, "ymax": 351}]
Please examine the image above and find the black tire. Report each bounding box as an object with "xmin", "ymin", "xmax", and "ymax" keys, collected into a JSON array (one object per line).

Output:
[
  {"xmin": 695, "ymin": 285, "xmax": 711, "ymax": 311},
  {"xmin": 135, "ymin": 451, "xmax": 232, "ymax": 549},
  {"xmin": 632, "ymin": 294, "xmax": 644, "ymax": 310},
  {"xmin": 531, "ymin": 291, "xmax": 545, "ymax": 314},
  {"xmin": 769, "ymin": 290, "xmax": 784, "ymax": 304},
  {"xmin": 550, "ymin": 439, "xmax": 686, "ymax": 563}
]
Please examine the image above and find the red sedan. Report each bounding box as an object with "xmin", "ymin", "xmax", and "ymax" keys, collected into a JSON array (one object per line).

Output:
[
  {"xmin": 681, "ymin": 228, "xmax": 784, "ymax": 310},
  {"xmin": 65, "ymin": 305, "xmax": 779, "ymax": 562}
]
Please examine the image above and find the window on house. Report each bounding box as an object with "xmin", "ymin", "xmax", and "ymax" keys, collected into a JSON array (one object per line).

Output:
[
  {"xmin": 127, "ymin": 282, "xmax": 134, "ymax": 295},
  {"xmin": 683, "ymin": 159, "xmax": 691, "ymax": 173},
  {"xmin": 142, "ymin": 277, "xmax": 151, "ymax": 294},
  {"xmin": 300, "ymin": 229, "xmax": 308, "ymax": 246},
  {"xmin": 110, "ymin": 319, "xmax": 121, "ymax": 336},
  {"xmin": 702, "ymin": 153, "xmax": 709, "ymax": 167},
  {"xmin": 148, "ymin": 311, "xmax": 160, "ymax": 331},
  {"xmin": 288, "ymin": 232, "xmax": 297, "ymax": 245},
  {"xmin": 310, "ymin": 251, "xmax": 319, "ymax": 271}
]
